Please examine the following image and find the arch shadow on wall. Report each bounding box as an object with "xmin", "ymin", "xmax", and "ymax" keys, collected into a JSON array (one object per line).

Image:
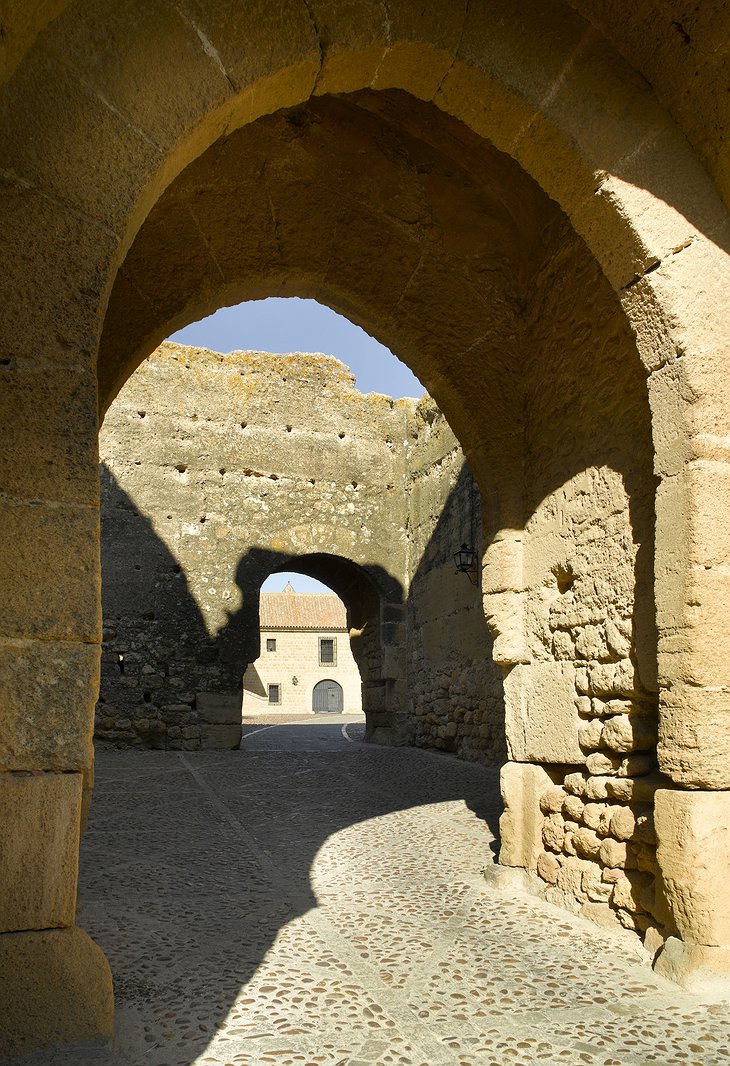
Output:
[{"xmin": 98, "ymin": 469, "xmax": 410, "ymax": 748}]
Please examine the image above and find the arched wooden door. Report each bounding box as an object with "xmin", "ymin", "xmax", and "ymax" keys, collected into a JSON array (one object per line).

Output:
[{"xmin": 313, "ymin": 679, "xmax": 343, "ymax": 714}]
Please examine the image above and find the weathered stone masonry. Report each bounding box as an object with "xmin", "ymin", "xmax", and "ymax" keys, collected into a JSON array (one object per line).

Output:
[
  {"xmin": 497, "ymin": 214, "xmax": 664, "ymax": 943},
  {"xmin": 405, "ymin": 399, "xmax": 505, "ymax": 762},
  {"xmin": 97, "ymin": 342, "xmax": 503, "ymax": 759},
  {"xmin": 99, "ymin": 310, "xmax": 666, "ymax": 945},
  {"xmin": 3, "ymin": 3, "xmax": 730, "ymax": 1051}
]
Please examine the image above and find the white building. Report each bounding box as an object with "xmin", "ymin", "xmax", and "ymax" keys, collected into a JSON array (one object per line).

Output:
[{"xmin": 243, "ymin": 584, "xmax": 363, "ymax": 716}]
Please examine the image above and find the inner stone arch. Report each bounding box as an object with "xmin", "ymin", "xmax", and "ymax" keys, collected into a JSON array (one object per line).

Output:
[
  {"xmin": 257, "ymin": 551, "xmax": 398, "ymax": 733},
  {"xmin": 96, "ymin": 84, "xmax": 661, "ymax": 936}
]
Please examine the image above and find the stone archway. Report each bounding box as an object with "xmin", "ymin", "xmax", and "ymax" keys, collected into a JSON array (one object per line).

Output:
[{"xmin": 1, "ymin": 2, "xmax": 729, "ymax": 1054}]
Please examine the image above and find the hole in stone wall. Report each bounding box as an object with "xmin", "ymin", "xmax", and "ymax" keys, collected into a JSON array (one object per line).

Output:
[
  {"xmin": 175, "ymin": 463, "xmax": 187, "ymax": 473},
  {"xmin": 553, "ymin": 564, "xmax": 575, "ymax": 594},
  {"xmin": 241, "ymin": 421, "xmax": 247, "ymax": 429},
  {"xmin": 138, "ymin": 410, "xmax": 146, "ymax": 418},
  {"xmin": 338, "ymin": 431, "xmax": 345, "ymax": 439},
  {"xmin": 142, "ymin": 610, "xmax": 156, "ymax": 620},
  {"xmin": 286, "ymin": 425, "xmax": 292, "ymax": 432},
  {"xmin": 143, "ymin": 691, "xmax": 152, "ymax": 703},
  {"xmin": 219, "ymin": 467, "xmax": 226, "ymax": 475},
  {"xmin": 199, "ymin": 515, "xmax": 207, "ymax": 523},
  {"xmin": 134, "ymin": 564, "xmax": 141, "ymax": 570}
]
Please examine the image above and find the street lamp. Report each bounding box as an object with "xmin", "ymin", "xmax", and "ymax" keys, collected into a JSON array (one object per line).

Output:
[{"xmin": 453, "ymin": 542, "xmax": 478, "ymax": 584}]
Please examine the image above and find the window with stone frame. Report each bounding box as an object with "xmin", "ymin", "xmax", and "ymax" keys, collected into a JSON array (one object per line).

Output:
[
  {"xmin": 319, "ymin": 637, "xmax": 336, "ymax": 666},
  {"xmin": 266, "ymin": 637, "xmax": 276, "ymax": 652},
  {"xmin": 268, "ymin": 683, "xmax": 281, "ymax": 704}
]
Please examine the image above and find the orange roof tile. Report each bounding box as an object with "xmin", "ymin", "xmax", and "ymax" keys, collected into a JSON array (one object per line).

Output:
[{"xmin": 260, "ymin": 592, "xmax": 347, "ymax": 631}]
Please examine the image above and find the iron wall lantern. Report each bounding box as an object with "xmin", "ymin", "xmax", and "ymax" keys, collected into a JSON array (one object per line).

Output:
[{"xmin": 454, "ymin": 543, "xmax": 478, "ymax": 584}]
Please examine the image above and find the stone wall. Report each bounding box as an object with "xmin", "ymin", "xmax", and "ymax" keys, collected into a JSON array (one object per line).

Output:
[
  {"xmin": 498, "ymin": 219, "xmax": 664, "ymax": 941},
  {"xmin": 97, "ymin": 342, "xmax": 497, "ymax": 754},
  {"xmin": 97, "ymin": 343, "xmax": 411, "ymax": 749},
  {"xmin": 404, "ymin": 398, "xmax": 505, "ymax": 761}
]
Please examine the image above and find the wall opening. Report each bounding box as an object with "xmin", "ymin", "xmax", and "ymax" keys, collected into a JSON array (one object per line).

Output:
[{"xmin": 242, "ymin": 568, "xmax": 365, "ymax": 721}]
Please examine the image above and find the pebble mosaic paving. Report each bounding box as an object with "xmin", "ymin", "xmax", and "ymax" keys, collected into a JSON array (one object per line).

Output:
[{"xmin": 17, "ymin": 717, "xmax": 730, "ymax": 1066}]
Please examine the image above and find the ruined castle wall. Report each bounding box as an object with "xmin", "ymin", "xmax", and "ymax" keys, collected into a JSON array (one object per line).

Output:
[
  {"xmin": 500, "ymin": 222, "xmax": 663, "ymax": 938},
  {"xmin": 97, "ymin": 343, "xmax": 412, "ymax": 749},
  {"xmin": 404, "ymin": 399, "xmax": 506, "ymax": 761}
]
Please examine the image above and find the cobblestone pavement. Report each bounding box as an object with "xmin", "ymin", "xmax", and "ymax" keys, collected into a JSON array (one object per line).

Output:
[{"xmin": 18, "ymin": 718, "xmax": 730, "ymax": 1066}]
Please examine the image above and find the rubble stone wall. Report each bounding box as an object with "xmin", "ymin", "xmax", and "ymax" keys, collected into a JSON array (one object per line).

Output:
[
  {"xmin": 404, "ymin": 399, "xmax": 505, "ymax": 761},
  {"xmin": 499, "ymin": 220, "xmax": 664, "ymax": 941}
]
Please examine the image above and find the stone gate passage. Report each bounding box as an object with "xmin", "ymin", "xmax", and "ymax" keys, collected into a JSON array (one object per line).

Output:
[{"xmin": 2, "ymin": 1, "xmax": 730, "ymax": 1056}]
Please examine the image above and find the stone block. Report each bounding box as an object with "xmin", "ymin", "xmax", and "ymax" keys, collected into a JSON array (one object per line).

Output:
[
  {"xmin": 382, "ymin": 644, "xmax": 405, "ymax": 680},
  {"xmin": 483, "ymin": 591, "xmax": 530, "ymax": 666},
  {"xmin": 0, "ymin": 179, "xmax": 115, "ymax": 363},
  {"xmin": 658, "ymin": 685, "xmax": 730, "ymax": 788},
  {"xmin": 0, "ymin": 927, "xmax": 113, "ymax": 1058},
  {"xmin": 0, "ymin": 499, "xmax": 100, "ymax": 642},
  {"xmin": 655, "ymin": 789, "xmax": 730, "ymax": 947},
  {"xmin": 196, "ymin": 690, "xmax": 241, "ymax": 725},
  {"xmin": 0, "ymin": 359, "xmax": 98, "ymax": 506},
  {"xmin": 0, "ymin": 639, "xmax": 97, "ymax": 771},
  {"xmin": 0, "ymin": 41, "xmax": 162, "ymax": 233},
  {"xmin": 482, "ymin": 534, "xmax": 523, "ymax": 595},
  {"xmin": 199, "ymin": 723, "xmax": 242, "ymax": 750},
  {"xmin": 0, "ymin": 772, "xmax": 82, "ymax": 932},
  {"xmin": 654, "ymin": 937, "xmax": 730, "ymax": 994},
  {"xmin": 499, "ymin": 761, "xmax": 553, "ymax": 871},
  {"xmin": 42, "ymin": 0, "xmax": 233, "ymax": 151},
  {"xmin": 505, "ymin": 662, "xmax": 584, "ymax": 764},
  {"xmin": 659, "ymin": 566, "xmax": 730, "ymax": 690}
]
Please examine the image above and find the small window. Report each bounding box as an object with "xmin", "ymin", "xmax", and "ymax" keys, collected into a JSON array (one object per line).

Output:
[
  {"xmin": 266, "ymin": 638, "xmax": 276, "ymax": 652},
  {"xmin": 268, "ymin": 684, "xmax": 281, "ymax": 704},
  {"xmin": 319, "ymin": 637, "xmax": 336, "ymax": 666}
]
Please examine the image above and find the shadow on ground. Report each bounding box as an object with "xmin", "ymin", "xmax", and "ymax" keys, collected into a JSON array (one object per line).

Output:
[{"xmin": 72, "ymin": 723, "xmax": 503, "ymax": 1065}]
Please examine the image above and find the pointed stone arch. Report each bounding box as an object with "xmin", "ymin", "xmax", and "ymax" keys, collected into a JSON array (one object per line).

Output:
[{"xmin": 1, "ymin": 2, "xmax": 730, "ymax": 1052}]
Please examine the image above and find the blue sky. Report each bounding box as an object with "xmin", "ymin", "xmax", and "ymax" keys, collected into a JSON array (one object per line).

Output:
[
  {"xmin": 171, "ymin": 296, "xmax": 424, "ymax": 399},
  {"xmin": 172, "ymin": 297, "xmax": 421, "ymax": 593}
]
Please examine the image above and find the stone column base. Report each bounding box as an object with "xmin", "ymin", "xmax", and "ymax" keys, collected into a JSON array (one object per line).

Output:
[
  {"xmin": 0, "ymin": 927, "xmax": 114, "ymax": 1058},
  {"xmin": 654, "ymin": 937, "xmax": 730, "ymax": 996}
]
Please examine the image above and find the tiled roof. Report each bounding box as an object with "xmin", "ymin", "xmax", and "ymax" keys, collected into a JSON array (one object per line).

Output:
[{"xmin": 260, "ymin": 592, "xmax": 347, "ymax": 631}]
